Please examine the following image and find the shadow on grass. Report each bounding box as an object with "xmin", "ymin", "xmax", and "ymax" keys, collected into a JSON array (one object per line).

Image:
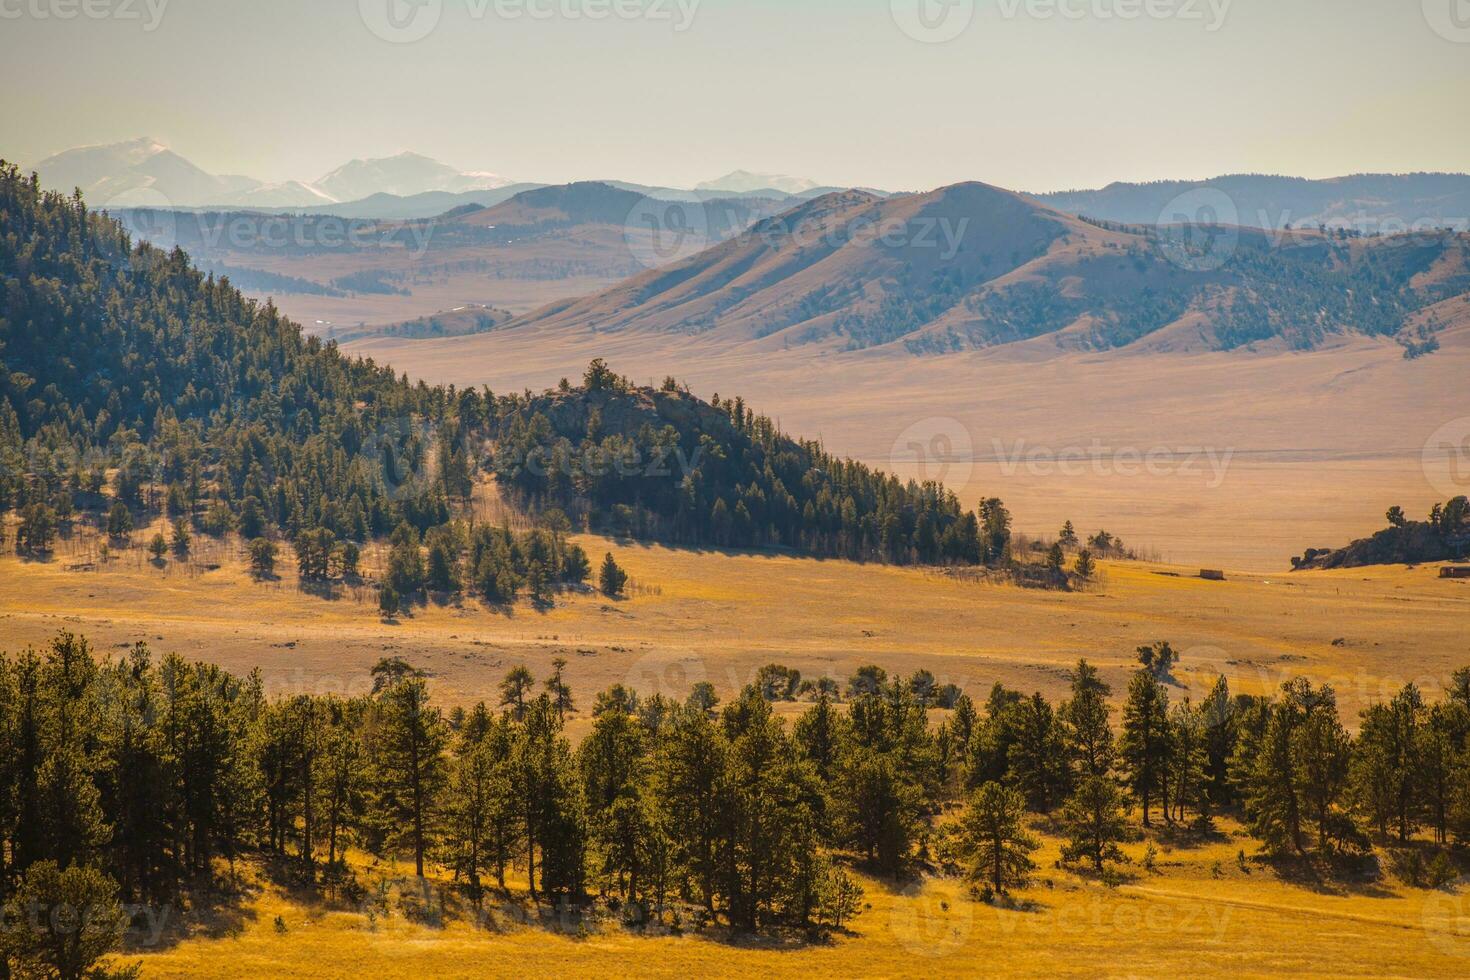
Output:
[
  {"xmin": 1257, "ymin": 851, "xmax": 1396, "ymax": 899},
  {"xmin": 123, "ymin": 875, "xmax": 256, "ymax": 953}
]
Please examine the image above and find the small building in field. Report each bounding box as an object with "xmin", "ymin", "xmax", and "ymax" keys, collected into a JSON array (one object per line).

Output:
[
  {"xmin": 1200, "ymin": 569, "xmax": 1226, "ymax": 581},
  {"xmin": 1442, "ymin": 566, "xmax": 1470, "ymax": 580}
]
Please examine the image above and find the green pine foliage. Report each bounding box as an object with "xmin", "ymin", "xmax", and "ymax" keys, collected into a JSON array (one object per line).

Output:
[{"xmin": 14, "ymin": 626, "xmax": 1470, "ymax": 961}]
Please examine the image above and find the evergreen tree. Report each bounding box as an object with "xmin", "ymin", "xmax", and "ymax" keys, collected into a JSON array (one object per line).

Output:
[
  {"xmin": 1200, "ymin": 675, "xmax": 1238, "ymax": 807},
  {"xmin": 1060, "ymin": 775, "xmax": 1132, "ymax": 873},
  {"xmin": 599, "ymin": 553, "xmax": 628, "ymax": 597},
  {"xmin": 960, "ymin": 782, "xmax": 1038, "ymax": 897},
  {"xmin": 1007, "ymin": 693, "xmax": 1069, "ymax": 813},
  {"xmin": 1352, "ymin": 684, "xmax": 1425, "ymax": 843},
  {"xmin": 371, "ymin": 673, "xmax": 449, "ymax": 877},
  {"xmin": 545, "ymin": 657, "xmax": 575, "ymax": 722},
  {"xmin": 0, "ymin": 862, "xmax": 133, "ymax": 980},
  {"xmin": 499, "ymin": 667, "xmax": 535, "ymax": 723},
  {"xmin": 1060, "ymin": 660, "xmax": 1114, "ymax": 780},
  {"xmin": 1120, "ymin": 670, "xmax": 1169, "ymax": 827}
]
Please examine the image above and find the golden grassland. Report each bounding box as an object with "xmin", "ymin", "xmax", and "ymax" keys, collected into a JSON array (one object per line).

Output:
[
  {"xmin": 120, "ymin": 822, "xmax": 1470, "ymax": 979},
  {"xmin": 1, "ymin": 519, "xmax": 1467, "ymax": 723},
  {"xmin": 5, "ymin": 519, "xmax": 1470, "ymax": 975}
]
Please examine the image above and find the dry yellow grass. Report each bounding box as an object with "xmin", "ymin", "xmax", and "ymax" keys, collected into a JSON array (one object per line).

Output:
[
  {"xmin": 121, "ymin": 823, "xmax": 1470, "ymax": 979},
  {"xmin": 2, "ymin": 520, "xmax": 1466, "ymax": 722},
  {"xmin": 7, "ymin": 520, "xmax": 1470, "ymax": 975}
]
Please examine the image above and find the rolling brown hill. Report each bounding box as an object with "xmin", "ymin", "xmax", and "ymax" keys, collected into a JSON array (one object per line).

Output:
[
  {"xmin": 501, "ymin": 181, "xmax": 1470, "ymax": 357},
  {"xmin": 109, "ymin": 182, "xmax": 792, "ymax": 332}
]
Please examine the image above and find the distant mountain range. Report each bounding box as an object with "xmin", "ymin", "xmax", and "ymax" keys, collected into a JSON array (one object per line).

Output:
[
  {"xmin": 505, "ymin": 181, "xmax": 1470, "ymax": 356},
  {"xmin": 17, "ymin": 139, "xmax": 846, "ymax": 217},
  {"xmin": 695, "ymin": 170, "xmax": 822, "ymax": 196},
  {"xmin": 23, "ymin": 138, "xmax": 517, "ymax": 210},
  {"xmin": 1035, "ymin": 173, "xmax": 1470, "ymax": 233}
]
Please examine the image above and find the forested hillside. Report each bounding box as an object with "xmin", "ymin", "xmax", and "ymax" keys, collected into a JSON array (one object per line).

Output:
[
  {"xmin": 6, "ymin": 630, "xmax": 1470, "ymax": 976},
  {"xmin": 491, "ymin": 360, "xmax": 1000, "ymax": 564},
  {"xmin": 0, "ymin": 167, "xmax": 1005, "ymax": 600}
]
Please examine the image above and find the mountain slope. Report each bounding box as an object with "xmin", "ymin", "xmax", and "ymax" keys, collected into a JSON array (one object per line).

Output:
[
  {"xmin": 30, "ymin": 137, "xmax": 243, "ymax": 207},
  {"xmin": 504, "ymin": 181, "xmax": 1470, "ymax": 356}
]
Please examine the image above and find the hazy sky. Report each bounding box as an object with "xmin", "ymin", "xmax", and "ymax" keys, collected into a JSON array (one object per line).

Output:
[{"xmin": 1, "ymin": 0, "xmax": 1467, "ymax": 192}]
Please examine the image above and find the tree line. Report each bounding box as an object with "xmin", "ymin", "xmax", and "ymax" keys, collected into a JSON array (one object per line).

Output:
[{"xmin": 6, "ymin": 632, "xmax": 1470, "ymax": 975}]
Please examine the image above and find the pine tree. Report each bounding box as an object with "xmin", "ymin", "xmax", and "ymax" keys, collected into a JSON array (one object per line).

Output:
[
  {"xmin": 1120, "ymin": 669, "xmax": 1169, "ymax": 827},
  {"xmin": 372, "ymin": 674, "xmax": 449, "ymax": 878},
  {"xmin": 0, "ymin": 862, "xmax": 130, "ymax": 980},
  {"xmin": 658, "ymin": 707, "xmax": 730, "ymax": 915},
  {"xmin": 1166, "ymin": 700, "xmax": 1209, "ymax": 825},
  {"xmin": 442, "ymin": 704, "xmax": 501, "ymax": 903},
  {"xmin": 378, "ymin": 585, "xmax": 400, "ymax": 620},
  {"xmin": 599, "ymin": 553, "xmax": 628, "ymax": 597},
  {"xmin": 1046, "ymin": 542, "xmax": 1065, "ymax": 572},
  {"xmin": 1237, "ymin": 679, "xmax": 1334, "ymax": 855},
  {"xmin": 1200, "ymin": 675, "xmax": 1237, "ymax": 807},
  {"xmin": 1352, "ymin": 684, "xmax": 1424, "ymax": 843},
  {"xmin": 1059, "ymin": 520, "xmax": 1078, "ymax": 547},
  {"xmin": 1007, "ymin": 693, "xmax": 1069, "ymax": 812},
  {"xmin": 170, "ymin": 518, "xmax": 191, "ymax": 557},
  {"xmin": 836, "ymin": 747, "xmax": 920, "ymax": 873},
  {"xmin": 1293, "ymin": 694, "xmax": 1355, "ymax": 852},
  {"xmin": 1060, "ymin": 660, "xmax": 1114, "ymax": 780},
  {"xmin": 106, "ymin": 501, "xmax": 133, "ymax": 540},
  {"xmin": 499, "ymin": 667, "xmax": 535, "ymax": 723},
  {"xmin": 1060, "ymin": 775, "xmax": 1132, "ymax": 872},
  {"xmin": 545, "ymin": 657, "xmax": 575, "ymax": 722},
  {"xmin": 960, "ymin": 782, "xmax": 1038, "ymax": 897}
]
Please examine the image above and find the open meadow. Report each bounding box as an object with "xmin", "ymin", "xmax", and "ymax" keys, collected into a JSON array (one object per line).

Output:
[{"xmin": 3, "ymin": 519, "xmax": 1466, "ymax": 728}]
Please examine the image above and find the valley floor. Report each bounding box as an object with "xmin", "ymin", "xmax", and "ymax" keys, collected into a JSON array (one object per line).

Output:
[
  {"xmin": 2, "ymin": 523, "xmax": 1467, "ymax": 723},
  {"xmin": 342, "ymin": 327, "xmax": 1470, "ymax": 570}
]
